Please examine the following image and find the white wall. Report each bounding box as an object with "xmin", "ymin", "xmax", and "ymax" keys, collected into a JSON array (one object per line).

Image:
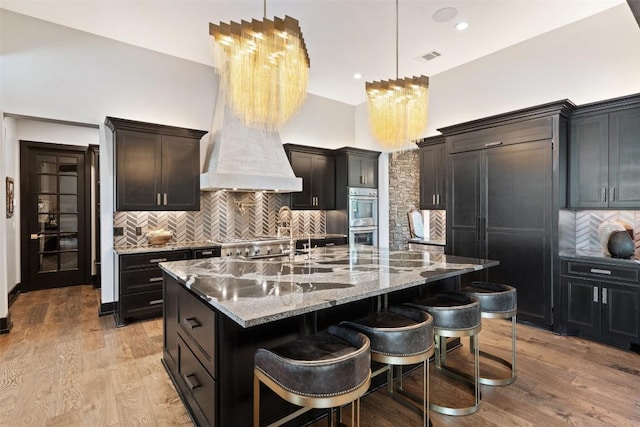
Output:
[
  {"xmin": 0, "ymin": 113, "xmax": 8, "ymax": 320},
  {"xmin": 423, "ymin": 4, "xmax": 640, "ymax": 135},
  {"xmin": 2, "ymin": 117, "xmax": 19, "ymax": 297}
]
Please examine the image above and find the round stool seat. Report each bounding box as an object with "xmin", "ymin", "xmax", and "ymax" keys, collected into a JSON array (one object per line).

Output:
[
  {"xmin": 462, "ymin": 281, "xmax": 517, "ymax": 315},
  {"xmin": 412, "ymin": 292, "xmax": 480, "ymax": 333},
  {"xmin": 342, "ymin": 305, "xmax": 434, "ymax": 361},
  {"xmin": 255, "ymin": 325, "xmax": 370, "ymax": 402}
]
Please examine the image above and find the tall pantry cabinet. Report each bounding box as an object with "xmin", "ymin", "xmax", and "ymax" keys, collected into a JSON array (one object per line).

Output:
[{"xmin": 441, "ymin": 101, "xmax": 575, "ymax": 329}]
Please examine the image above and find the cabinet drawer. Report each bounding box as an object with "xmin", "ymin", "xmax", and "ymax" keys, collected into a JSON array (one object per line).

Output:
[
  {"xmin": 192, "ymin": 247, "xmax": 221, "ymax": 259},
  {"xmin": 120, "ymin": 250, "xmax": 190, "ymax": 271},
  {"xmin": 447, "ymin": 116, "xmax": 553, "ymax": 154},
  {"xmin": 564, "ymin": 260, "xmax": 639, "ymax": 283},
  {"xmin": 178, "ymin": 286, "xmax": 216, "ymax": 378},
  {"xmin": 120, "ymin": 290, "xmax": 163, "ymax": 319},
  {"xmin": 121, "ymin": 268, "xmax": 164, "ymax": 294},
  {"xmin": 178, "ymin": 335, "xmax": 216, "ymax": 427}
]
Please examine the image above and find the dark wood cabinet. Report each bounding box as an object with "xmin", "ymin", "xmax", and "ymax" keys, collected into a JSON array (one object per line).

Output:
[
  {"xmin": 562, "ymin": 259, "xmax": 640, "ymax": 349},
  {"xmin": 106, "ymin": 117, "xmax": 207, "ymax": 211},
  {"xmin": 284, "ymin": 144, "xmax": 335, "ymax": 210},
  {"xmin": 417, "ymin": 136, "xmax": 446, "ymax": 210},
  {"xmin": 569, "ymin": 95, "xmax": 640, "ymax": 208},
  {"xmin": 115, "ymin": 249, "xmax": 191, "ymax": 326},
  {"xmin": 442, "ymin": 101, "xmax": 574, "ymax": 329},
  {"xmin": 335, "ymin": 147, "xmax": 379, "ymax": 189}
]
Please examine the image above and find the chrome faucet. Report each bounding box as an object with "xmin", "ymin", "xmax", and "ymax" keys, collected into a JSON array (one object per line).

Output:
[{"xmin": 278, "ymin": 206, "xmax": 296, "ymax": 260}]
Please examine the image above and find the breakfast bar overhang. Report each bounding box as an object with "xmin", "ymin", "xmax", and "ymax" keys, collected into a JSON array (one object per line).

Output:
[{"xmin": 159, "ymin": 246, "xmax": 499, "ymax": 427}]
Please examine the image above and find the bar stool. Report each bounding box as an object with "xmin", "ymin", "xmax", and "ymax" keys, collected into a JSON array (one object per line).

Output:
[
  {"xmin": 253, "ymin": 324, "xmax": 371, "ymax": 427},
  {"xmin": 461, "ymin": 281, "xmax": 517, "ymax": 386},
  {"xmin": 341, "ymin": 305, "xmax": 434, "ymax": 427},
  {"xmin": 408, "ymin": 292, "xmax": 482, "ymax": 416}
]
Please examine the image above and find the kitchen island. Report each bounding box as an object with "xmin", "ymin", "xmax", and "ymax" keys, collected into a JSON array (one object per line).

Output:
[{"xmin": 159, "ymin": 245, "xmax": 498, "ymax": 427}]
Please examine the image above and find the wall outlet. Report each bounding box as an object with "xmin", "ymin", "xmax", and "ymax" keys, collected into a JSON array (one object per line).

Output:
[
  {"xmin": 135, "ymin": 227, "xmax": 142, "ymax": 236},
  {"xmin": 114, "ymin": 227, "xmax": 124, "ymax": 236}
]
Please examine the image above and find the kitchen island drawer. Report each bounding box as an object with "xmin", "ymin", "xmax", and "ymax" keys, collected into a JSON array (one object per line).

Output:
[
  {"xmin": 120, "ymin": 290, "xmax": 164, "ymax": 319},
  {"xmin": 178, "ymin": 335, "xmax": 216, "ymax": 427},
  {"xmin": 120, "ymin": 249, "xmax": 190, "ymax": 271},
  {"xmin": 120, "ymin": 269, "xmax": 165, "ymax": 294},
  {"xmin": 447, "ymin": 116, "xmax": 553, "ymax": 154},
  {"xmin": 178, "ymin": 285, "xmax": 216, "ymax": 378},
  {"xmin": 563, "ymin": 260, "xmax": 639, "ymax": 283}
]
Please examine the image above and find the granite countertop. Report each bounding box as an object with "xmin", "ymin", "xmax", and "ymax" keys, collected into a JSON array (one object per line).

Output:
[
  {"xmin": 560, "ymin": 248, "xmax": 640, "ymax": 266},
  {"xmin": 114, "ymin": 241, "xmax": 219, "ymax": 255},
  {"xmin": 159, "ymin": 245, "xmax": 499, "ymax": 328}
]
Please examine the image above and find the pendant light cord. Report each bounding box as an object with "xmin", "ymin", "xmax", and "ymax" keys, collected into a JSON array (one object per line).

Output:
[
  {"xmin": 264, "ymin": 0, "xmax": 267, "ymax": 18},
  {"xmin": 396, "ymin": 0, "xmax": 399, "ymax": 79}
]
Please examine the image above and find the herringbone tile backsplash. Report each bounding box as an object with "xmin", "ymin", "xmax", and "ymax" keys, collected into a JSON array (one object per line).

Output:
[
  {"xmin": 114, "ymin": 192, "xmax": 326, "ymax": 246},
  {"xmin": 562, "ymin": 209, "xmax": 640, "ymax": 256}
]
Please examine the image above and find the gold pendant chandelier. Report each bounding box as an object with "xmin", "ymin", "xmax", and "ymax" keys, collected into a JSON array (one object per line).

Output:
[
  {"xmin": 366, "ymin": 0, "xmax": 429, "ymax": 151},
  {"xmin": 209, "ymin": 1, "xmax": 310, "ymax": 132}
]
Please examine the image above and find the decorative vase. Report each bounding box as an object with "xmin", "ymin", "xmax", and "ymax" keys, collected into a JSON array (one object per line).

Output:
[
  {"xmin": 607, "ymin": 231, "xmax": 635, "ymax": 259},
  {"xmin": 598, "ymin": 220, "xmax": 631, "ymax": 255}
]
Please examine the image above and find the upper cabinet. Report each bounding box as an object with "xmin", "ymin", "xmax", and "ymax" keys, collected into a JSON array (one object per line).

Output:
[
  {"xmin": 569, "ymin": 95, "xmax": 640, "ymax": 208},
  {"xmin": 417, "ymin": 135, "xmax": 446, "ymax": 210},
  {"xmin": 284, "ymin": 144, "xmax": 335, "ymax": 210},
  {"xmin": 335, "ymin": 147, "xmax": 380, "ymax": 189},
  {"xmin": 106, "ymin": 117, "xmax": 207, "ymax": 211}
]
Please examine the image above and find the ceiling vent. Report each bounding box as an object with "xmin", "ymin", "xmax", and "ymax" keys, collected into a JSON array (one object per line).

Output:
[{"xmin": 416, "ymin": 50, "xmax": 442, "ymax": 62}]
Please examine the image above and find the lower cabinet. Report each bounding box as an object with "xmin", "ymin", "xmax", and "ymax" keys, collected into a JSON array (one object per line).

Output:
[
  {"xmin": 116, "ymin": 249, "xmax": 190, "ymax": 326},
  {"xmin": 562, "ymin": 259, "xmax": 640, "ymax": 348},
  {"xmin": 164, "ymin": 276, "xmax": 217, "ymax": 427},
  {"xmin": 295, "ymin": 236, "xmax": 347, "ymax": 250}
]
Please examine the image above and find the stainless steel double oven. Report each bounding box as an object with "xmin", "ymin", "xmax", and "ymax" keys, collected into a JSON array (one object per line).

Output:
[{"xmin": 348, "ymin": 187, "xmax": 378, "ymax": 246}]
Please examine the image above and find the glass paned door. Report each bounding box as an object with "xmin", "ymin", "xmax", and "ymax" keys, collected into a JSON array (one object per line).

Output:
[{"xmin": 25, "ymin": 144, "xmax": 86, "ymax": 290}]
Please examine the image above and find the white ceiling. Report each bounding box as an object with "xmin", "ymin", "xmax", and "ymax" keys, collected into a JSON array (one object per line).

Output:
[{"xmin": 0, "ymin": 0, "xmax": 627, "ymax": 105}]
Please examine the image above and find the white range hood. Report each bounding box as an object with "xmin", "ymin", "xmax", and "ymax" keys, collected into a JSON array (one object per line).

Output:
[{"xmin": 200, "ymin": 100, "xmax": 302, "ymax": 193}]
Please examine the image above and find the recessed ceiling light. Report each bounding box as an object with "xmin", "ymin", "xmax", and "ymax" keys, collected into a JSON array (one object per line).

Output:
[
  {"xmin": 432, "ymin": 7, "xmax": 457, "ymax": 23},
  {"xmin": 353, "ymin": 73, "xmax": 363, "ymax": 80},
  {"xmin": 455, "ymin": 22, "xmax": 469, "ymax": 31}
]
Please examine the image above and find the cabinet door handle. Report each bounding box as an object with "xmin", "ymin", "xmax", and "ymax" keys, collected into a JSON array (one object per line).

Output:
[
  {"xmin": 201, "ymin": 250, "xmax": 213, "ymax": 256},
  {"xmin": 601, "ymin": 187, "xmax": 607, "ymax": 202},
  {"xmin": 149, "ymin": 299, "xmax": 163, "ymax": 306},
  {"xmin": 484, "ymin": 141, "xmax": 503, "ymax": 148},
  {"xmin": 183, "ymin": 374, "xmax": 201, "ymax": 390},
  {"xmin": 602, "ymin": 288, "xmax": 608, "ymax": 305},
  {"xmin": 593, "ymin": 286, "xmax": 599, "ymax": 303},
  {"xmin": 163, "ymin": 193, "xmax": 168, "ymax": 205},
  {"xmin": 149, "ymin": 277, "xmax": 163, "ymax": 282},
  {"xmin": 437, "ymin": 194, "xmax": 441, "ymax": 205},
  {"xmin": 325, "ymin": 243, "xmax": 335, "ymax": 246},
  {"xmin": 149, "ymin": 258, "xmax": 168, "ymax": 263},
  {"xmin": 590, "ymin": 268, "xmax": 611, "ymax": 275},
  {"xmin": 476, "ymin": 217, "xmax": 481, "ymax": 241},
  {"xmin": 157, "ymin": 193, "xmax": 162, "ymax": 206},
  {"xmin": 183, "ymin": 317, "xmax": 201, "ymax": 329},
  {"xmin": 432, "ymin": 194, "xmax": 436, "ymax": 205},
  {"xmin": 610, "ymin": 187, "xmax": 615, "ymax": 202}
]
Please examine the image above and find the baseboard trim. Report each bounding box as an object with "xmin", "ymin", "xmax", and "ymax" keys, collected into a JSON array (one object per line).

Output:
[
  {"xmin": 8, "ymin": 283, "xmax": 21, "ymax": 308},
  {"xmin": 0, "ymin": 315, "xmax": 13, "ymax": 335},
  {"xmin": 99, "ymin": 302, "xmax": 115, "ymax": 317}
]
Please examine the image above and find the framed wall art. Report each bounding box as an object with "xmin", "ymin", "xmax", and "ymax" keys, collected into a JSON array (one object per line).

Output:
[{"xmin": 6, "ymin": 177, "xmax": 14, "ymax": 218}]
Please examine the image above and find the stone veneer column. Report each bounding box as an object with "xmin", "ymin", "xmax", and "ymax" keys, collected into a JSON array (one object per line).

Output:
[{"xmin": 388, "ymin": 150, "xmax": 420, "ymax": 249}]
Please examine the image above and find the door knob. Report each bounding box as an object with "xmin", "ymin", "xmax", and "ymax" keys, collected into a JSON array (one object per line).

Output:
[{"xmin": 30, "ymin": 233, "xmax": 42, "ymax": 240}]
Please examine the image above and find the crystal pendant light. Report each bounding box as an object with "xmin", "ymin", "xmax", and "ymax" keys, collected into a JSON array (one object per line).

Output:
[
  {"xmin": 366, "ymin": 0, "xmax": 429, "ymax": 150},
  {"xmin": 209, "ymin": 1, "xmax": 310, "ymax": 132}
]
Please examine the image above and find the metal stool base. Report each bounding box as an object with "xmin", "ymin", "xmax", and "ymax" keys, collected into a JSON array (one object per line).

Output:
[
  {"xmin": 431, "ymin": 328, "xmax": 481, "ymax": 416},
  {"xmin": 472, "ymin": 313, "xmax": 517, "ymax": 386}
]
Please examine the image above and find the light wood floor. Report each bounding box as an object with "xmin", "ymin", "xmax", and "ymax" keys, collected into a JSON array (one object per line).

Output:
[{"xmin": 1, "ymin": 285, "xmax": 639, "ymax": 427}]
